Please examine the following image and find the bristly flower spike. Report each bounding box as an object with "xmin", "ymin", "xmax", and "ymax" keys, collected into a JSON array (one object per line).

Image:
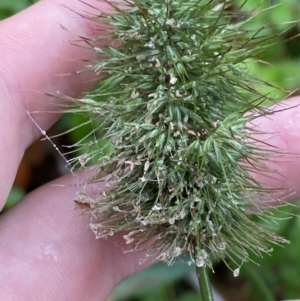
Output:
[{"xmin": 71, "ymin": 1, "xmax": 290, "ymax": 300}]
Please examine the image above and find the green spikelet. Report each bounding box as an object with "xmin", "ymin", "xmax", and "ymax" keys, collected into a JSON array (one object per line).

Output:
[{"xmin": 73, "ymin": 0, "xmax": 288, "ymax": 283}]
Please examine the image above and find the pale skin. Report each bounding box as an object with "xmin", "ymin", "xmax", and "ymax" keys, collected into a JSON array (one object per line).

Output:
[{"xmin": 0, "ymin": 0, "xmax": 300, "ymax": 300}]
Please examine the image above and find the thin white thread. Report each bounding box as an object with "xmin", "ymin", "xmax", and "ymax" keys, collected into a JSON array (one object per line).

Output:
[{"xmin": 26, "ymin": 110, "xmax": 74, "ymax": 175}]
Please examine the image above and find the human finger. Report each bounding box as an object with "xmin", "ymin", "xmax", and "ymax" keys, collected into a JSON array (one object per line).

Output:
[
  {"xmin": 0, "ymin": 171, "xmax": 153, "ymax": 301},
  {"xmin": 250, "ymin": 96, "xmax": 300, "ymax": 203},
  {"xmin": 0, "ymin": 0, "xmax": 109, "ymax": 208}
]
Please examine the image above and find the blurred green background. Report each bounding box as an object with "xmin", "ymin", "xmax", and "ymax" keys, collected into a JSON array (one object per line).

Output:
[{"xmin": 1, "ymin": 0, "xmax": 300, "ymax": 300}]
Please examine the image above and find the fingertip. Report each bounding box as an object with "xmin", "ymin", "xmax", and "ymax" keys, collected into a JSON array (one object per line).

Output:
[
  {"xmin": 0, "ymin": 0, "xmax": 106, "ymax": 208},
  {"xmin": 0, "ymin": 0, "xmax": 104, "ymax": 145},
  {"xmin": 0, "ymin": 172, "xmax": 155, "ymax": 301},
  {"xmin": 252, "ymin": 96, "xmax": 300, "ymax": 202}
]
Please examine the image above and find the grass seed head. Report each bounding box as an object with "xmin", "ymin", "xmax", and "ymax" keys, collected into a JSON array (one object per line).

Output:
[{"xmin": 73, "ymin": 0, "xmax": 289, "ymax": 270}]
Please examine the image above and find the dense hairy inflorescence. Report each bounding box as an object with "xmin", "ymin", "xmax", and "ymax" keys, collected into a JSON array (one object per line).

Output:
[{"xmin": 73, "ymin": 0, "xmax": 288, "ymax": 270}]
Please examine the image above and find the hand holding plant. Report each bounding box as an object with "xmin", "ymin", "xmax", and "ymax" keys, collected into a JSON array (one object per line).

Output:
[{"xmin": 0, "ymin": 1, "xmax": 300, "ymax": 300}]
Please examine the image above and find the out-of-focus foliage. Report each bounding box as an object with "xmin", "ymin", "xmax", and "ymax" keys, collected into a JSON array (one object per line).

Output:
[
  {"xmin": 1, "ymin": 1, "xmax": 300, "ymax": 301},
  {"xmin": 0, "ymin": 0, "xmax": 37, "ymax": 20},
  {"xmin": 2, "ymin": 187, "xmax": 25, "ymax": 212},
  {"xmin": 241, "ymin": 202, "xmax": 300, "ymax": 300},
  {"xmin": 236, "ymin": 0, "xmax": 300, "ymax": 99}
]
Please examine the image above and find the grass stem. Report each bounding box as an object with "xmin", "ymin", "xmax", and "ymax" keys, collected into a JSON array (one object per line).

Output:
[{"xmin": 196, "ymin": 266, "xmax": 214, "ymax": 301}]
